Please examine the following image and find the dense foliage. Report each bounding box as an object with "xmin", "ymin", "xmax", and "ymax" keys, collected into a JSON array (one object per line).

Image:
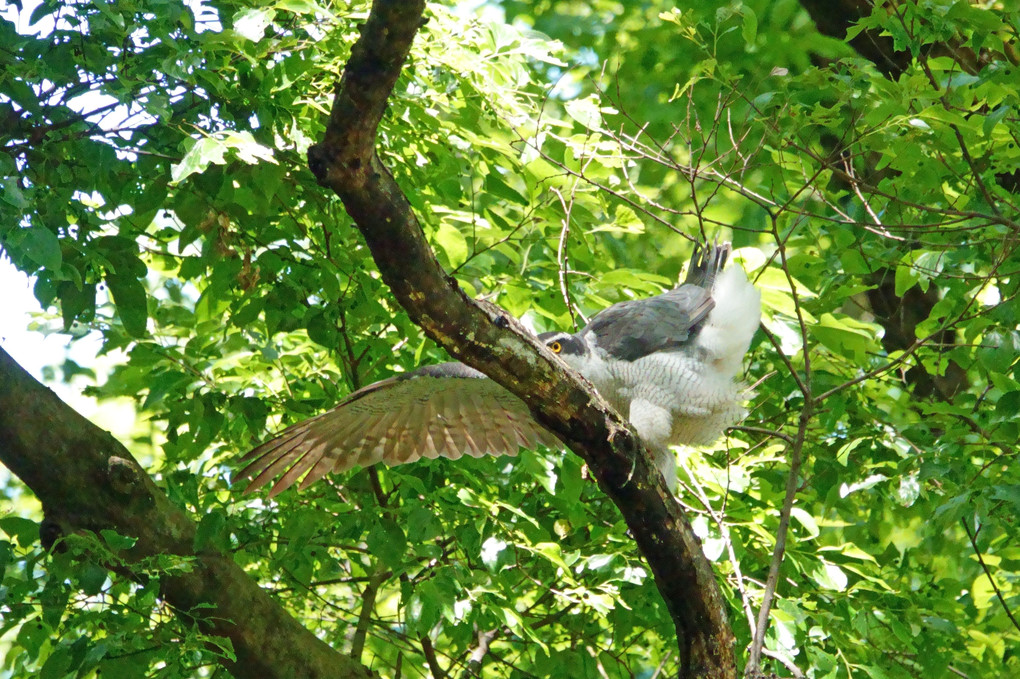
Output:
[{"xmin": 1, "ymin": 0, "xmax": 1018, "ymax": 677}]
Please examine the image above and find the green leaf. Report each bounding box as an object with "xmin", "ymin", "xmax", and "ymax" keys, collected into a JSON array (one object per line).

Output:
[
  {"xmin": 78, "ymin": 563, "xmax": 108, "ymax": 596},
  {"xmin": 172, "ymin": 137, "xmax": 227, "ymax": 184},
  {"xmin": 895, "ymin": 250, "xmax": 943, "ymax": 295},
  {"xmin": 367, "ymin": 519, "xmax": 407, "ymax": 571},
  {"xmin": 591, "ymin": 205, "xmax": 645, "ymax": 234},
  {"xmin": 741, "ymin": 6, "xmax": 758, "ymax": 45},
  {"xmin": 983, "ymin": 104, "xmax": 1011, "ymax": 137},
  {"xmin": 1, "ymin": 180, "xmax": 30, "ymax": 208},
  {"xmin": 813, "ymin": 561, "xmax": 848, "ymax": 591},
  {"xmin": 100, "ymin": 529, "xmax": 138, "ymax": 551},
  {"xmin": 277, "ymin": 0, "xmax": 323, "ymax": 14},
  {"xmin": 754, "ymin": 266, "xmax": 816, "ymax": 320},
  {"xmin": 434, "ymin": 221, "xmax": 469, "ymax": 269},
  {"xmin": 990, "ymin": 485, "xmax": 1020, "ymax": 513},
  {"xmin": 836, "ymin": 437, "xmax": 866, "ymax": 466},
  {"xmin": 995, "ymin": 391, "xmax": 1020, "ymax": 421},
  {"xmin": 978, "ymin": 330, "xmax": 1020, "ymax": 373},
  {"xmin": 16, "ymin": 617, "xmax": 51, "ymax": 659},
  {"xmin": 232, "ymin": 8, "xmax": 276, "ymax": 41},
  {"xmin": 527, "ymin": 541, "xmax": 572, "ymax": 572},
  {"xmin": 28, "ymin": 0, "xmax": 55, "ymax": 28},
  {"xmin": 305, "ymin": 308, "xmax": 338, "ymax": 348},
  {"xmin": 105, "ymin": 274, "xmax": 148, "ymax": 337},
  {"xmin": 405, "ymin": 580, "xmax": 443, "ymax": 635},
  {"xmin": 96, "ymin": 649, "xmax": 154, "ymax": 679},
  {"xmin": 0, "ymin": 540, "xmax": 10, "ymax": 580},
  {"xmin": 58, "ymin": 281, "xmax": 96, "ymax": 331},
  {"xmin": 194, "ymin": 511, "xmax": 227, "ymax": 552},
  {"xmin": 171, "ymin": 131, "xmax": 276, "ymax": 184},
  {"xmin": 812, "ymin": 313, "xmax": 880, "ymax": 362},
  {"xmin": 480, "ymin": 536, "xmax": 508, "ymax": 570},
  {"xmin": 790, "ymin": 507, "xmax": 820, "ymax": 539},
  {"xmin": 22, "ymin": 226, "xmax": 62, "ymax": 270},
  {"xmin": 563, "ymin": 95, "xmax": 604, "ymax": 130},
  {"xmin": 484, "ymin": 172, "xmax": 528, "ymax": 205},
  {"xmin": 0, "ymin": 517, "xmax": 39, "ymax": 548},
  {"xmin": 406, "ymin": 506, "xmax": 440, "ymax": 541},
  {"xmin": 933, "ymin": 492, "xmax": 971, "ymax": 526}
]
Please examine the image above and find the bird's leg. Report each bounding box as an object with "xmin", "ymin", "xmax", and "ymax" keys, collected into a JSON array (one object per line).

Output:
[
  {"xmin": 654, "ymin": 447, "xmax": 678, "ymax": 494},
  {"xmin": 627, "ymin": 399, "xmax": 677, "ymax": 491}
]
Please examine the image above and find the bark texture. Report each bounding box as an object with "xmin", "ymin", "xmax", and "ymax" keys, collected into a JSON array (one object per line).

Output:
[
  {"xmin": 0, "ymin": 346, "xmax": 375, "ymax": 679},
  {"xmin": 306, "ymin": 1, "xmax": 736, "ymax": 677}
]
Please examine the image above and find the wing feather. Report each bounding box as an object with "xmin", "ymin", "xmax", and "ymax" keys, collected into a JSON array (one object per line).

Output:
[
  {"xmin": 297, "ymin": 447, "xmax": 339, "ymax": 492},
  {"xmin": 238, "ymin": 364, "xmax": 558, "ymax": 495},
  {"xmin": 357, "ymin": 407, "xmax": 403, "ymax": 468}
]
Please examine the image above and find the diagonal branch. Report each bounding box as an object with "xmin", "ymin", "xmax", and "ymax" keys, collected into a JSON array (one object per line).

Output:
[
  {"xmin": 306, "ymin": 1, "xmax": 736, "ymax": 677},
  {"xmin": 961, "ymin": 518, "xmax": 1020, "ymax": 634},
  {"xmin": 0, "ymin": 346, "xmax": 374, "ymax": 679}
]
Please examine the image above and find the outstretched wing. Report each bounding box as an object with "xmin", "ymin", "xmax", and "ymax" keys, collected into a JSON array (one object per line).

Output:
[
  {"xmin": 238, "ymin": 363, "xmax": 561, "ymax": 497},
  {"xmin": 582, "ymin": 243, "xmax": 730, "ymax": 362}
]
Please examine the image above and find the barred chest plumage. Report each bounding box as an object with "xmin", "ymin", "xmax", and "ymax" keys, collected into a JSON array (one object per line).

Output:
[{"xmin": 571, "ymin": 340, "xmax": 748, "ymax": 448}]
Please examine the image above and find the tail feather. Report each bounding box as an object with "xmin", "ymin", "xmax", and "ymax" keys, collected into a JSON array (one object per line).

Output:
[{"xmin": 684, "ymin": 241, "xmax": 731, "ymax": 290}]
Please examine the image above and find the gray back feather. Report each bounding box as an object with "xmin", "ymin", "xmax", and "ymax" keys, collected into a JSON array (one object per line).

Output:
[{"xmin": 580, "ymin": 243, "xmax": 730, "ymax": 362}]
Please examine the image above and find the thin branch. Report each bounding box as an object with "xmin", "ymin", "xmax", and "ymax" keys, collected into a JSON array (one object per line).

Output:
[
  {"xmin": 761, "ymin": 648, "xmax": 805, "ymax": 679},
  {"xmin": 961, "ymin": 518, "xmax": 1020, "ymax": 634},
  {"xmin": 675, "ymin": 456, "xmax": 757, "ymax": 636},
  {"xmin": 746, "ymin": 216, "xmax": 815, "ymax": 675},
  {"xmin": 421, "ymin": 634, "xmax": 446, "ymax": 679},
  {"xmin": 744, "ymin": 400, "xmax": 810, "ymax": 675},
  {"xmin": 460, "ymin": 629, "xmax": 498, "ymax": 679},
  {"xmin": 550, "ymin": 186, "xmax": 584, "ymax": 330},
  {"xmin": 350, "ymin": 568, "xmax": 387, "ymax": 661}
]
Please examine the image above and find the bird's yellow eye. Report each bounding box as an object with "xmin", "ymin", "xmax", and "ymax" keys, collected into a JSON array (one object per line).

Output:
[{"xmin": 549, "ymin": 341, "xmax": 562, "ymax": 353}]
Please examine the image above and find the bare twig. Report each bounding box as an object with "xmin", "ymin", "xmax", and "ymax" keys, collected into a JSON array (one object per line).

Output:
[
  {"xmin": 676, "ymin": 455, "xmax": 757, "ymax": 636},
  {"xmin": 744, "ymin": 401, "xmax": 810, "ymax": 675},
  {"xmin": 745, "ymin": 217, "xmax": 815, "ymax": 675},
  {"xmin": 550, "ymin": 186, "xmax": 584, "ymax": 329}
]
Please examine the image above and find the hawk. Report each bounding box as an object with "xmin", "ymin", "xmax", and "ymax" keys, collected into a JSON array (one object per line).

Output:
[{"xmin": 239, "ymin": 242, "xmax": 760, "ymax": 496}]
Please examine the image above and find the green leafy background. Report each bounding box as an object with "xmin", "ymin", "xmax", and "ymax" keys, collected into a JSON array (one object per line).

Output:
[{"xmin": 1, "ymin": 0, "xmax": 1018, "ymax": 677}]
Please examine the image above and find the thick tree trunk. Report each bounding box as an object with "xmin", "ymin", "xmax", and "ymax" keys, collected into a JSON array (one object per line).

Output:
[{"xmin": 0, "ymin": 346, "xmax": 375, "ymax": 679}]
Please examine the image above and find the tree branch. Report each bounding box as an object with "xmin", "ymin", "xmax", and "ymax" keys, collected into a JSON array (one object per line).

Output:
[
  {"xmin": 0, "ymin": 346, "xmax": 374, "ymax": 679},
  {"xmin": 961, "ymin": 518, "xmax": 1020, "ymax": 634},
  {"xmin": 306, "ymin": 1, "xmax": 736, "ymax": 677},
  {"xmin": 744, "ymin": 403, "xmax": 810, "ymax": 675}
]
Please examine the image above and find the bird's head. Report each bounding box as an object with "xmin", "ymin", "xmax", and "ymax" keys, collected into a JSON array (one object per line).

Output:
[{"xmin": 537, "ymin": 331, "xmax": 588, "ymax": 370}]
